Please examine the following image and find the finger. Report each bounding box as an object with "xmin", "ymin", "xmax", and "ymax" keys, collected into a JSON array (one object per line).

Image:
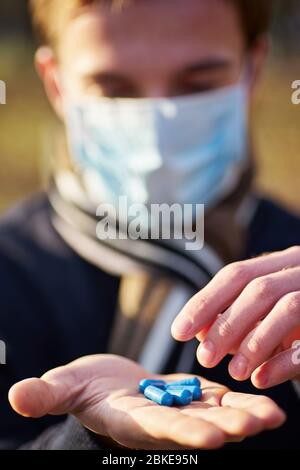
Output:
[
  {"xmin": 9, "ymin": 377, "xmax": 73, "ymax": 418},
  {"xmin": 110, "ymin": 398, "xmax": 226, "ymax": 450},
  {"xmin": 197, "ymin": 268, "xmax": 300, "ymax": 368},
  {"xmin": 197, "ymin": 318, "xmax": 263, "ymax": 355},
  {"xmin": 251, "ymin": 347, "xmax": 300, "ymax": 389},
  {"xmin": 229, "ymin": 291, "xmax": 300, "ymax": 380},
  {"xmin": 172, "ymin": 247, "xmax": 300, "ymax": 341},
  {"xmin": 196, "ymin": 316, "xmax": 220, "ymax": 342},
  {"xmin": 8, "ymin": 363, "xmax": 88, "ymax": 418},
  {"xmin": 181, "ymin": 405, "xmax": 264, "ymax": 438},
  {"xmin": 221, "ymin": 392, "xmax": 286, "ymax": 430},
  {"xmin": 8, "ymin": 354, "xmax": 146, "ymax": 419}
]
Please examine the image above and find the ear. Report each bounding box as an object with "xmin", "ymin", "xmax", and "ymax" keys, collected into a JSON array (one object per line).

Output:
[
  {"xmin": 35, "ymin": 47, "xmax": 65, "ymax": 120},
  {"xmin": 247, "ymin": 35, "xmax": 270, "ymax": 94}
]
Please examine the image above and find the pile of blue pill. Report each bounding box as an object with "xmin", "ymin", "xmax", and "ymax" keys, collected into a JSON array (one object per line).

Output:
[{"xmin": 139, "ymin": 377, "xmax": 202, "ymax": 407}]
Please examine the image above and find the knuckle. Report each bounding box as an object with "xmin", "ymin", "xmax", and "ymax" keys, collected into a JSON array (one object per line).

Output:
[
  {"xmin": 220, "ymin": 261, "xmax": 250, "ymax": 285},
  {"xmin": 246, "ymin": 334, "xmax": 263, "ymax": 354},
  {"xmin": 278, "ymin": 292, "xmax": 300, "ymax": 314},
  {"xmin": 215, "ymin": 315, "xmax": 233, "ymax": 338},
  {"xmin": 190, "ymin": 294, "xmax": 209, "ymax": 313},
  {"xmin": 246, "ymin": 276, "xmax": 275, "ymax": 300}
]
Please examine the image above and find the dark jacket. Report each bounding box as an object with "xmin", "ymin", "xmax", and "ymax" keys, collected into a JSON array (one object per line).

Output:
[{"xmin": 0, "ymin": 193, "xmax": 299, "ymax": 450}]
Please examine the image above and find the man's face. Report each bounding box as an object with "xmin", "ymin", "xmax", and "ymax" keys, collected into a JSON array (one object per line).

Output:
[{"xmin": 39, "ymin": 0, "xmax": 266, "ymax": 112}]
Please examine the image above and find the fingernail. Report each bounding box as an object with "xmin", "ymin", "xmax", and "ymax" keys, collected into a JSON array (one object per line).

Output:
[
  {"xmin": 230, "ymin": 354, "xmax": 249, "ymax": 379},
  {"xmin": 172, "ymin": 316, "xmax": 193, "ymax": 337},
  {"xmin": 198, "ymin": 340, "xmax": 216, "ymax": 366}
]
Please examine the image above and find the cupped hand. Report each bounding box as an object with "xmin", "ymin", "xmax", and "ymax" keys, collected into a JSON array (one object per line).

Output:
[{"xmin": 9, "ymin": 355, "xmax": 285, "ymax": 450}]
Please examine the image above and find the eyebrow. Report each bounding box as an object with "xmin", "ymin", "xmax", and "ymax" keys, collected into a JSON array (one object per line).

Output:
[
  {"xmin": 82, "ymin": 72, "xmax": 131, "ymax": 84},
  {"xmin": 81, "ymin": 58, "xmax": 233, "ymax": 83}
]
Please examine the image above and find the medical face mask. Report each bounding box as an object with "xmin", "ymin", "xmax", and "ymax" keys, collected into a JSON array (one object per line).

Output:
[{"xmin": 65, "ymin": 83, "xmax": 249, "ymax": 210}]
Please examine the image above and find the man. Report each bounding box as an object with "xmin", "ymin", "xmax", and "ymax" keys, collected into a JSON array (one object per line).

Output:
[{"xmin": 0, "ymin": 0, "xmax": 299, "ymax": 449}]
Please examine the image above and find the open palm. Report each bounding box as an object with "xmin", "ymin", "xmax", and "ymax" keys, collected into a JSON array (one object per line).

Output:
[{"xmin": 9, "ymin": 355, "xmax": 285, "ymax": 450}]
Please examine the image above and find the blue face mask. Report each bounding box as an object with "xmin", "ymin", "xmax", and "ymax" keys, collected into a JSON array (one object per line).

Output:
[{"xmin": 65, "ymin": 83, "xmax": 249, "ymax": 209}]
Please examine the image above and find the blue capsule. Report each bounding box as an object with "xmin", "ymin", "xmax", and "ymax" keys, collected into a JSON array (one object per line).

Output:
[
  {"xmin": 144, "ymin": 386, "xmax": 174, "ymax": 406},
  {"xmin": 166, "ymin": 388, "xmax": 192, "ymax": 406},
  {"xmin": 166, "ymin": 385, "xmax": 202, "ymax": 401},
  {"xmin": 167, "ymin": 377, "xmax": 201, "ymax": 388},
  {"xmin": 139, "ymin": 379, "xmax": 166, "ymax": 393}
]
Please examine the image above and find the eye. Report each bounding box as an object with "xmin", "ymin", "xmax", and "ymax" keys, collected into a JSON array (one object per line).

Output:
[
  {"xmin": 184, "ymin": 82, "xmax": 219, "ymax": 93},
  {"xmin": 175, "ymin": 80, "xmax": 222, "ymax": 96},
  {"xmin": 82, "ymin": 75, "xmax": 138, "ymax": 98}
]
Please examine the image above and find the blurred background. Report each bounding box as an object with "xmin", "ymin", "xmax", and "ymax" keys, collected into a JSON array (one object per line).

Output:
[{"xmin": 0, "ymin": 0, "xmax": 300, "ymax": 214}]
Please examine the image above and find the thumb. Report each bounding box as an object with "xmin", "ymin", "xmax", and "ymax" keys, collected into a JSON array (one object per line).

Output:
[{"xmin": 9, "ymin": 368, "xmax": 82, "ymax": 418}]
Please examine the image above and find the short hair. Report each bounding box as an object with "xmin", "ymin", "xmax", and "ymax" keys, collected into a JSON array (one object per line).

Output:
[{"xmin": 29, "ymin": 0, "xmax": 273, "ymax": 48}]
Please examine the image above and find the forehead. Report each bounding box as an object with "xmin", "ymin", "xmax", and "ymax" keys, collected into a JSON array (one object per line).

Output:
[{"xmin": 59, "ymin": 0, "xmax": 244, "ymax": 71}]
